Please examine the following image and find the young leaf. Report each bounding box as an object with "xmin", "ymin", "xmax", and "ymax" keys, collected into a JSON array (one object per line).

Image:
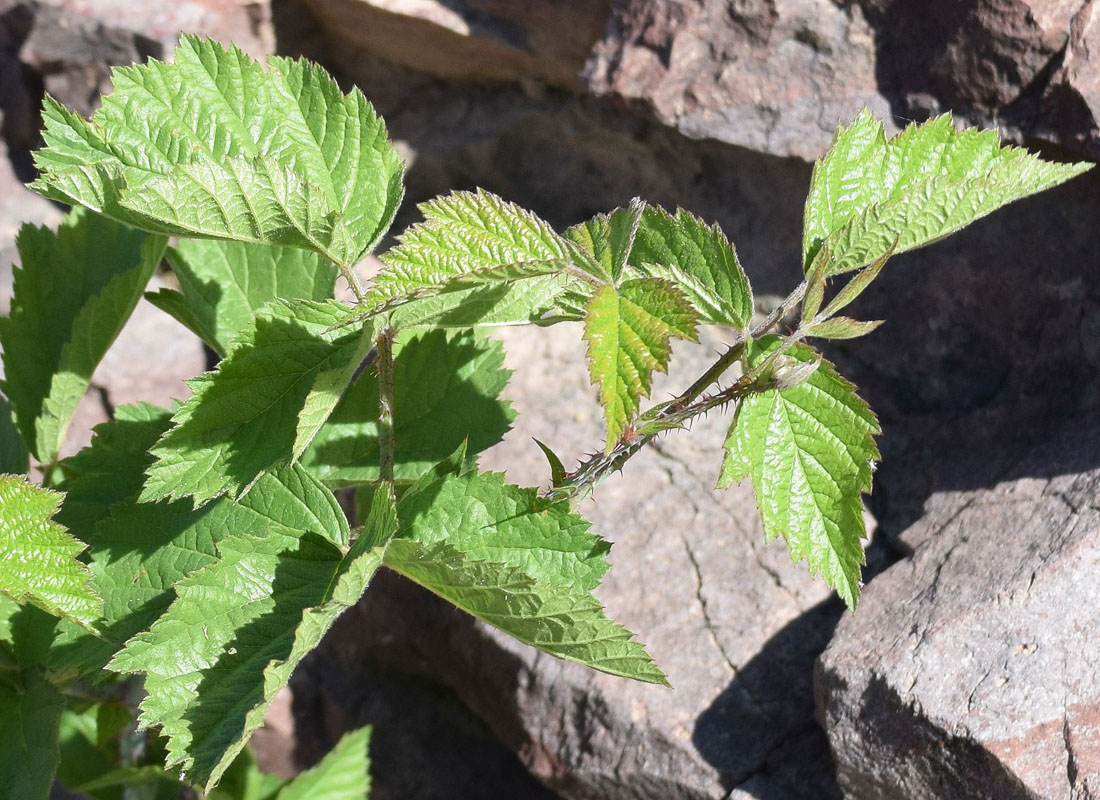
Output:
[
  {"xmin": 0, "ymin": 670, "xmax": 65, "ymax": 800},
  {"xmin": 275, "ymin": 726, "xmax": 371, "ymax": 800},
  {"xmin": 395, "ymin": 469, "xmax": 611, "ymax": 591},
  {"xmin": 303, "ymin": 330, "xmax": 514, "ymax": 487},
  {"xmin": 149, "ymin": 240, "xmax": 339, "ymax": 358},
  {"xmin": 627, "ymin": 205, "xmax": 754, "ymax": 329},
  {"xmin": 383, "ymin": 539, "xmax": 667, "ymax": 685},
  {"xmin": 803, "ymin": 110, "xmax": 1092, "ymax": 274},
  {"xmin": 584, "ymin": 278, "xmax": 698, "ymax": 450},
  {"xmin": 372, "ymin": 188, "xmax": 580, "ymax": 305},
  {"xmin": 806, "ymin": 317, "xmax": 883, "ymax": 340},
  {"xmin": 141, "ymin": 300, "xmax": 375, "ymax": 506},
  {"xmin": 0, "ymin": 475, "xmax": 100, "ymax": 628},
  {"xmin": 108, "ymin": 492, "xmax": 396, "ymax": 790},
  {"xmin": 0, "ymin": 208, "xmax": 166, "ymax": 464},
  {"xmin": 564, "ymin": 197, "xmax": 644, "ymax": 282},
  {"xmin": 718, "ymin": 339, "xmax": 879, "ymax": 608},
  {"xmin": 32, "ymin": 36, "xmax": 404, "ymax": 270}
]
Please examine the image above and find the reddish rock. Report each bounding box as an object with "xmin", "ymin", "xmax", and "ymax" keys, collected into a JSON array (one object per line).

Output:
[{"xmin": 816, "ymin": 421, "xmax": 1100, "ymax": 799}]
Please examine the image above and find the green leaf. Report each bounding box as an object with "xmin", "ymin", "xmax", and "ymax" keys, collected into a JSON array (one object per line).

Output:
[
  {"xmin": 149, "ymin": 240, "xmax": 339, "ymax": 358},
  {"xmin": 0, "ymin": 208, "xmax": 166, "ymax": 464},
  {"xmin": 141, "ymin": 300, "xmax": 375, "ymax": 506},
  {"xmin": 627, "ymin": 205, "xmax": 753, "ymax": 329},
  {"xmin": 372, "ymin": 189, "xmax": 579, "ymax": 303},
  {"xmin": 0, "ymin": 475, "xmax": 100, "ymax": 628},
  {"xmin": 0, "ymin": 671, "xmax": 65, "ymax": 800},
  {"xmin": 0, "ymin": 394, "xmax": 28, "ymax": 474},
  {"xmin": 303, "ymin": 330, "xmax": 514, "ymax": 488},
  {"xmin": 718, "ymin": 338, "xmax": 879, "ymax": 608},
  {"xmin": 56, "ymin": 702, "xmax": 130, "ymax": 800},
  {"xmin": 209, "ymin": 747, "xmax": 284, "ymax": 800},
  {"xmin": 384, "ymin": 539, "xmax": 666, "ymax": 684},
  {"xmin": 276, "ymin": 726, "xmax": 371, "ymax": 800},
  {"xmin": 583, "ymin": 278, "xmax": 698, "ymax": 450},
  {"xmin": 806, "ymin": 316, "xmax": 883, "ymax": 340},
  {"xmin": 108, "ymin": 491, "xmax": 396, "ymax": 790},
  {"xmin": 32, "ymin": 36, "xmax": 404, "ymax": 269},
  {"xmin": 804, "ymin": 110, "xmax": 1092, "ymax": 274},
  {"xmin": 564, "ymin": 198, "xmax": 644, "ymax": 282},
  {"xmin": 50, "ymin": 404, "xmax": 348, "ymax": 677},
  {"xmin": 386, "ymin": 274, "xmax": 574, "ymax": 329},
  {"xmin": 396, "ymin": 470, "xmax": 610, "ymax": 591}
]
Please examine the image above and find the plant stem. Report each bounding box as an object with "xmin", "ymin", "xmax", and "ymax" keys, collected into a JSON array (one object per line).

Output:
[
  {"xmin": 339, "ymin": 262, "xmax": 367, "ymax": 303},
  {"xmin": 376, "ymin": 327, "xmax": 396, "ymax": 487},
  {"xmin": 548, "ymin": 281, "xmax": 810, "ymax": 501}
]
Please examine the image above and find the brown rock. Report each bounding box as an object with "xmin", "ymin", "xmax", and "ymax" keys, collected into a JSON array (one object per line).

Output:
[
  {"xmin": 294, "ymin": 0, "xmax": 609, "ymax": 90},
  {"xmin": 584, "ymin": 0, "xmax": 893, "ymax": 160},
  {"xmin": 816, "ymin": 420, "xmax": 1100, "ymax": 799}
]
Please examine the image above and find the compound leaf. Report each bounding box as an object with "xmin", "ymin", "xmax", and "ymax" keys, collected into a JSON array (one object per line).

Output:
[
  {"xmin": 718, "ymin": 338, "xmax": 879, "ymax": 608},
  {"xmin": 383, "ymin": 539, "xmax": 666, "ymax": 685},
  {"xmin": 108, "ymin": 493, "xmax": 395, "ymax": 791},
  {"xmin": 584, "ymin": 278, "xmax": 698, "ymax": 450},
  {"xmin": 0, "ymin": 670, "xmax": 65, "ymax": 800},
  {"xmin": 0, "ymin": 475, "xmax": 100, "ymax": 628},
  {"xmin": 275, "ymin": 726, "xmax": 371, "ymax": 800},
  {"xmin": 804, "ymin": 110, "xmax": 1092, "ymax": 273},
  {"xmin": 396, "ymin": 469, "xmax": 610, "ymax": 591},
  {"xmin": 564, "ymin": 198, "xmax": 644, "ymax": 282},
  {"xmin": 32, "ymin": 36, "xmax": 403, "ymax": 269},
  {"xmin": 303, "ymin": 330, "xmax": 513, "ymax": 488},
  {"xmin": 0, "ymin": 208, "xmax": 165, "ymax": 464},
  {"xmin": 141, "ymin": 299, "xmax": 375, "ymax": 506},
  {"xmin": 628, "ymin": 205, "xmax": 753, "ymax": 329},
  {"xmin": 150, "ymin": 240, "xmax": 339, "ymax": 357}
]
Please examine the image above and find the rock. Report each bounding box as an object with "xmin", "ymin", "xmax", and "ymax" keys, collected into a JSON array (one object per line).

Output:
[
  {"xmin": 583, "ymin": 0, "xmax": 893, "ymax": 160},
  {"xmin": 19, "ymin": 0, "xmax": 274, "ymax": 116},
  {"xmin": 816, "ymin": 419, "xmax": 1100, "ymax": 799},
  {"xmin": 854, "ymin": 0, "xmax": 1100, "ymax": 157},
  {"xmin": 295, "ymin": 323, "xmax": 855, "ymax": 799},
  {"xmin": 292, "ymin": 0, "xmax": 609, "ymax": 90}
]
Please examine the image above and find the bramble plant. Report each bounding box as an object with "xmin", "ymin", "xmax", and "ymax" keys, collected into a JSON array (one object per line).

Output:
[{"xmin": 0, "ymin": 35, "xmax": 1090, "ymax": 798}]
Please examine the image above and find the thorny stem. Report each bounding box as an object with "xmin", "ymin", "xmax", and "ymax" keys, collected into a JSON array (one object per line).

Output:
[
  {"xmin": 376, "ymin": 327, "xmax": 396, "ymax": 487},
  {"xmin": 339, "ymin": 262, "xmax": 367, "ymax": 304},
  {"xmin": 548, "ymin": 280, "xmax": 810, "ymax": 501}
]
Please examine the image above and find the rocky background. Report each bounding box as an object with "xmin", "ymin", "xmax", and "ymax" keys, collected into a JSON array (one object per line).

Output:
[{"xmin": 2, "ymin": 1, "xmax": 1099, "ymax": 798}]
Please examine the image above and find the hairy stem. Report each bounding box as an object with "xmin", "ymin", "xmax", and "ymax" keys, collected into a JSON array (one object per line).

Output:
[
  {"xmin": 376, "ymin": 327, "xmax": 396, "ymax": 487},
  {"xmin": 549, "ymin": 281, "xmax": 810, "ymax": 501},
  {"xmin": 339, "ymin": 262, "xmax": 367, "ymax": 303}
]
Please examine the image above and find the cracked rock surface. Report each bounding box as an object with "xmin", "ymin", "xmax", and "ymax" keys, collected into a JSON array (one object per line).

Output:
[{"xmin": 816, "ymin": 419, "xmax": 1100, "ymax": 799}]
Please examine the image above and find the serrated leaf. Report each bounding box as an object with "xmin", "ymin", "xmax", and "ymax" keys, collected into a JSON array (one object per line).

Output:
[
  {"xmin": 383, "ymin": 539, "xmax": 667, "ymax": 684},
  {"xmin": 628, "ymin": 205, "xmax": 753, "ymax": 329},
  {"xmin": 0, "ymin": 475, "xmax": 100, "ymax": 628},
  {"xmin": 718, "ymin": 339, "xmax": 879, "ymax": 608},
  {"xmin": 149, "ymin": 240, "xmax": 339, "ymax": 358},
  {"xmin": 108, "ymin": 492, "xmax": 396, "ymax": 790},
  {"xmin": 564, "ymin": 198, "xmax": 644, "ymax": 282},
  {"xmin": 141, "ymin": 300, "xmax": 375, "ymax": 506},
  {"xmin": 32, "ymin": 36, "xmax": 404, "ymax": 269},
  {"xmin": 804, "ymin": 110, "xmax": 1092, "ymax": 274},
  {"xmin": 372, "ymin": 189, "xmax": 577, "ymax": 302},
  {"xmin": 584, "ymin": 278, "xmax": 698, "ymax": 450},
  {"xmin": 209, "ymin": 747, "xmax": 284, "ymax": 800},
  {"xmin": 396, "ymin": 469, "xmax": 610, "ymax": 591},
  {"xmin": 276, "ymin": 726, "xmax": 370, "ymax": 800},
  {"xmin": 49, "ymin": 405, "xmax": 348, "ymax": 677},
  {"xmin": 0, "ymin": 670, "xmax": 65, "ymax": 800},
  {"xmin": 0, "ymin": 394, "xmax": 28, "ymax": 474},
  {"xmin": 387, "ymin": 274, "xmax": 574, "ymax": 329},
  {"xmin": 303, "ymin": 330, "xmax": 513, "ymax": 488},
  {"xmin": 0, "ymin": 208, "xmax": 166, "ymax": 464}
]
